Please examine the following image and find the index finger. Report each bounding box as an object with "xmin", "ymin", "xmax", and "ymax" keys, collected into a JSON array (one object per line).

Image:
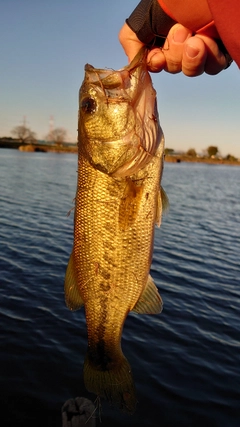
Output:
[{"xmin": 119, "ymin": 22, "xmax": 144, "ymax": 63}]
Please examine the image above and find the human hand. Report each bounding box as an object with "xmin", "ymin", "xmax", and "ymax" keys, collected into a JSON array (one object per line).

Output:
[{"xmin": 119, "ymin": 22, "xmax": 231, "ymax": 77}]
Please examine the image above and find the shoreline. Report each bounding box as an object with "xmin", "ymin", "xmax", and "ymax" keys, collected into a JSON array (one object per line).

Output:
[
  {"xmin": 165, "ymin": 154, "xmax": 240, "ymax": 166},
  {"xmin": 1, "ymin": 143, "xmax": 240, "ymax": 166}
]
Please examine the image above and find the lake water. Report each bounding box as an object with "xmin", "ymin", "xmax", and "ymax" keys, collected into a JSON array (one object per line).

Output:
[{"xmin": 1, "ymin": 149, "xmax": 240, "ymax": 426}]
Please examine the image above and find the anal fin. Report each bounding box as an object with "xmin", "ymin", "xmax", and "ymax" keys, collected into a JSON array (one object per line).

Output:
[{"xmin": 132, "ymin": 275, "xmax": 163, "ymax": 314}]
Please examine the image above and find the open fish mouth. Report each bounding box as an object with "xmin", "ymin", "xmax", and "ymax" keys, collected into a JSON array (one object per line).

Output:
[{"xmin": 79, "ymin": 48, "xmax": 164, "ymax": 177}]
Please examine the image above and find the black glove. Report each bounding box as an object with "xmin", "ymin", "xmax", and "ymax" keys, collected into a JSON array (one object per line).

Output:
[{"xmin": 126, "ymin": 0, "xmax": 177, "ymax": 47}]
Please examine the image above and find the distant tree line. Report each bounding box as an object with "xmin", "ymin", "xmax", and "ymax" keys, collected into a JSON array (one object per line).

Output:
[
  {"xmin": 5, "ymin": 126, "xmax": 239, "ymax": 161},
  {"xmin": 11, "ymin": 125, "xmax": 37, "ymax": 144},
  {"xmin": 10, "ymin": 124, "xmax": 68, "ymax": 146},
  {"xmin": 165, "ymin": 145, "xmax": 238, "ymax": 161},
  {"xmin": 45, "ymin": 128, "xmax": 67, "ymax": 146}
]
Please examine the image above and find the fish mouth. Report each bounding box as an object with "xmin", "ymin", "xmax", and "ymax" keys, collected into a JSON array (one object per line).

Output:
[
  {"xmin": 84, "ymin": 47, "xmax": 149, "ymax": 91},
  {"xmin": 80, "ymin": 48, "xmax": 164, "ymax": 177}
]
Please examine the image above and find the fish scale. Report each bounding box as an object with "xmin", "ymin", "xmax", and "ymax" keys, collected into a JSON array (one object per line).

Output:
[{"xmin": 64, "ymin": 48, "xmax": 166, "ymax": 413}]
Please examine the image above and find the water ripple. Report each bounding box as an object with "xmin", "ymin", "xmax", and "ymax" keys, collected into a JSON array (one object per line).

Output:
[{"xmin": 1, "ymin": 153, "xmax": 240, "ymax": 426}]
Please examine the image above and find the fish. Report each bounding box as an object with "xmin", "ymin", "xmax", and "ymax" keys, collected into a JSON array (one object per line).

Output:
[{"xmin": 64, "ymin": 48, "xmax": 167, "ymax": 414}]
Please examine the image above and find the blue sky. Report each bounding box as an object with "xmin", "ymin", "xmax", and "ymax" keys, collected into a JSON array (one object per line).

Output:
[{"xmin": 1, "ymin": 0, "xmax": 240, "ymax": 157}]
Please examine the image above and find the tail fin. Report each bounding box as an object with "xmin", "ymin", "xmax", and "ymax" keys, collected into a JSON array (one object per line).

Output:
[{"xmin": 83, "ymin": 353, "xmax": 137, "ymax": 414}]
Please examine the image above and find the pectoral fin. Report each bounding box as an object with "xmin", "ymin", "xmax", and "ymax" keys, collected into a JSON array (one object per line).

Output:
[
  {"xmin": 64, "ymin": 252, "xmax": 84, "ymax": 311},
  {"xmin": 161, "ymin": 187, "xmax": 169, "ymax": 212},
  {"xmin": 155, "ymin": 186, "xmax": 169, "ymax": 227},
  {"xmin": 132, "ymin": 275, "xmax": 163, "ymax": 314}
]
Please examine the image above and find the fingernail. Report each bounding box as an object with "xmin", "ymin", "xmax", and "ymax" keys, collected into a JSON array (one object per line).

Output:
[
  {"xmin": 186, "ymin": 44, "xmax": 200, "ymax": 58},
  {"xmin": 173, "ymin": 28, "xmax": 188, "ymax": 43}
]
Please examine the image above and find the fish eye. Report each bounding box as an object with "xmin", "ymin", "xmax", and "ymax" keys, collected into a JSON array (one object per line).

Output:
[{"xmin": 81, "ymin": 97, "xmax": 96, "ymax": 114}]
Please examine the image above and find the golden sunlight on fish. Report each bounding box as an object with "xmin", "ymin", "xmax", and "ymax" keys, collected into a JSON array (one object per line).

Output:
[{"xmin": 64, "ymin": 48, "xmax": 168, "ymax": 414}]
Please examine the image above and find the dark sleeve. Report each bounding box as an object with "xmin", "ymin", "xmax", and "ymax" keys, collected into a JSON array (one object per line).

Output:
[{"xmin": 126, "ymin": 0, "xmax": 177, "ymax": 47}]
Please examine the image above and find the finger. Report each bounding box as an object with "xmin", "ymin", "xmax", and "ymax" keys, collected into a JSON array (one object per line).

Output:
[
  {"xmin": 147, "ymin": 48, "xmax": 166, "ymax": 72},
  {"xmin": 194, "ymin": 34, "xmax": 230, "ymax": 75},
  {"xmin": 182, "ymin": 36, "xmax": 208, "ymax": 76},
  {"xmin": 162, "ymin": 24, "xmax": 192, "ymax": 74},
  {"xmin": 119, "ymin": 22, "xmax": 144, "ymax": 63}
]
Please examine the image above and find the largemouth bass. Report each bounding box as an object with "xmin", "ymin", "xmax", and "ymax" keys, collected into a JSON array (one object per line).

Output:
[{"xmin": 65, "ymin": 48, "xmax": 167, "ymax": 413}]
